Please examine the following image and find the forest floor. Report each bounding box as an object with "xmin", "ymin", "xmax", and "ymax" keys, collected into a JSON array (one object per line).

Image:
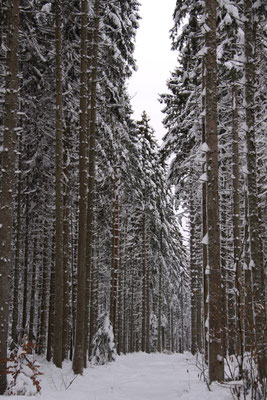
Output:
[{"xmin": 4, "ymin": 352, "xmax": 234, "ymax": 399}]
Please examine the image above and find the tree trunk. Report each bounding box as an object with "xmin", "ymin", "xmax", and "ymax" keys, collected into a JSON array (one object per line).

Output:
[
  {"xmin": 244, "ymin": 192, "xmax": 253, "ymax": 352},
  {"xmin": 244, "ymin": 0, "xmax": 267, "ymax": 380},
  {"xmin": 11, "ymin": 132, "xmax": 22, "ymax": 344},
  {"xmin": 62, "ymin": 218, "xmax": 71, "ymax": 360},
  {"xmin": 70, "ymin": 213, "xmax": 78, "ymax": 361},
  {"xmin": 145, "ymin": 231, "xmax": 150, "ymax": 354},
  {"xmin": 122, "ymin": 256, "xmax": 127, "ymax": 354},
  {"xmin": 157, "ymin": 256, "xmax": 162, "ymax": 352},
  {"xmin": 29, "ymin": 235, "xmax": 37, "ymax": 343},
  {"xmin": 46, "ymin": 228, "xmax": 55, "ymax": 362},
  {"xmin": 110, "ymin": 178, "xmax": 120, "ymax": 341},
  {"xmin": 189, "ymin": 183, "xmax": 200, "ymax": 355},
  {"xmin": 62, "ymin": 124, "xmax": 71, "ymax": 361},
  {"xmin": 196, "ymin": 212, "xmax": 202, "ymax": 353},
  {"xmin": 190, "ymin": 210, "xmax": 197, "ymax": 354},
  {"xmin": 72, "ymin": 0, "xmax": 88, "ymax": 374},
  {"xmin": 86, "ymin": 0, "xmax": 100, "ymax": 363},
  {"xmin": 201, "ymin": 59, "xmax": 208, "ymax": 361},
  {"xmin": 205, "ymin": 0, "xmax": 224, "ymax": 382},
  {"xmin": 219, "ymin": 133, "xmax": 233, "ymax": 357},
  {"xmin": 141, "ymin": 215, "xmax": 147, "ymax": 352},
  {"xmin": 117, "ymin": 252, "xmax": 123, "ymax": 355},
  {"xmin": 53, "ymin": 0, "xmax": 64, "ymax": 368},
  {"xmin": 0, "ymin": 0, "xmax": 20, "ymax": 393},
  {"xmin": 39, "ymin": 219, "xmax": 49, "ymax": 354},
  {"xmin": 231, "ymin": 80, "xmax": 243, "ymax": 361},
  {"xmin": 22, "ymin": 187, "xmax": 30, "ymax": 332}
]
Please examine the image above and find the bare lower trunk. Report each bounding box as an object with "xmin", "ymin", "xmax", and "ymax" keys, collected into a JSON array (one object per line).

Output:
[
  {"xmin": 46, "ymin": 230, "xmax": 55, "ymax": 362},
  {"xmin": 11, "ymin": 133, "xmax": 22, "ymax": 343},
  {"xmin": 40, "ymin": 220, "xmax": 49, "ymax": 354},
  {"xmin": 231, "ymin": 81, "xmax": 243, "ymax": 361},
  {"xmin": 110, "ymin": 183, "xmax": 120, "ymax": 340},
  {"xmin": 22, "ymin": 189, "xmax": 30, "ymax": 331}
]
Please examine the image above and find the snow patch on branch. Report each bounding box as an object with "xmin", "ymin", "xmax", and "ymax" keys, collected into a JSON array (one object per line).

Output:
[
  {"xmin": 41, "ymin": 3, "xmax": 51, "ymax": 13},
  {"xmin": 200, "ymin": 142, "xmax": 210, "ymax": 152},
  {"xmin": 201, "ymin": 233, "xmax": 208, "ymax": 245},
  {"xmin": 199, "ymin": 173, "xmax": 208, "ymax": 183}
]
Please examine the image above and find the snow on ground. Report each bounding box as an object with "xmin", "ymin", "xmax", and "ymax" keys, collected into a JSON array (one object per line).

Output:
[{"xmin": 3, "ymin": 352, "xmax": 233, "ymax": 400}]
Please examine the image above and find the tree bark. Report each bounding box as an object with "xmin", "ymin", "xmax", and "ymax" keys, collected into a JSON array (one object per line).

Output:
[
  {"xmin": 11, "ymin": 132, "xmax": 22, "ymax": 344},
  {"xmin": 145, "ymin": 222, "xmax": 150, "ymax": 354},
  {"xmin": 72, "ymin": 0, "xmax": 88, "ymax": 374},
  {"xmin": 40, "ymin": 219, "xmax": 49, "ymax": 354},
  {"xmin": 157, "ymin": 254, "xmax": 162, "ymax": 352},
  {"xmin": 53, "ymin": 0, "xmax": 64, "ymax": 368},
  {"xmin": 190, "ymin": 190, "xmax": 198, "ymax": 355},
  {"xmin": 201, "ymin": 59, "xmax": 208, "ymax": 361},
  {"xmin": 205, "ymin": 0, "xmax": 224, "ymax": 382},
  {"xmin": 141, "ymin": 215, "xmax": 147, "ymax": 352},
  {"xmin": 244, "ymin": 0, "xmax": 267, "ymax": 380},
  {"xmin": 86, "ymin": 0, "xmax": 100, "ymax": 363},
  {"xmin": 231, "ymin": 80, "xmax": 243, "ymax": 361},
  {"xmin": 110, "ymin": 177, "xmax": 120, "ymax": 341},
  {"xmin": 0, "ymin": 0, "xmax": 20, "ymax": 393},
  {"xmin": 22, "ymin": 187, "xmax": 30, "ymax": 332},
  {"xmin": 29, "ymin": 235, "xmax": 37, "ymax": 343},
  {"xmin": 46, "ymin": 227, "xmax": 55, "ymax": 362},
  {"xmin": 62, "ymin": 125, "xmax": 71, "ymax": 360}
]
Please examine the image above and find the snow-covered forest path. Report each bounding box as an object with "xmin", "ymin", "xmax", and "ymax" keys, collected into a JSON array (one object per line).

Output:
[{"xmin": 3, "ymin": 353, "xmax": 233, "ymax": 400}]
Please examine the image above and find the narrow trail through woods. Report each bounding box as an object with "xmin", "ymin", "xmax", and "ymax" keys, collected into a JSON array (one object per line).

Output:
[{"xmin": 4, "ymin": 353, "xmax": 233, "ymax": 400}]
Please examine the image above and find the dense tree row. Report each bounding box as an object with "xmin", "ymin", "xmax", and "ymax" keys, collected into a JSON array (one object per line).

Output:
[
  {"xmin": 161, "ymin": 0, "xmax": 267, "ymax": 393},
  {"xmin": 2, "ymin": 0, "xmax": 265, "ymax": 396},
  {"xmin": 0, "ymin": 0, "xmax": 188, "ymax": 394}
]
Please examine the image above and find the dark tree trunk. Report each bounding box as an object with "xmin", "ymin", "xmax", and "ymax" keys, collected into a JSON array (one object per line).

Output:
[
  {"xmin": 205, "ymin": 0, "xmax": 224, "ymax": 382},
  {"xmin": 86, "ymin": 0, "xmax": 100, "ymax": 363},
  {"xmin": 62, "ymin": 124, "xmax": 71, "ymax": 361},
  {"xmin": 40, "ymin": 219, "xmax": 49, "ymax": 354},
  {"xmin": 29, "ymin": 235, "xmax": 37, "ymax": 343},
  {"xmin": 110, "ymin": 181, "xmax": 120, "ymax": 341},
  {"xmin": 53, "ymin": 0, "xmax": 64, "ymax": 368},
  {"xmin": 72, "ymin": 0, "xmax": 88, "ymax": 374},
  {"xmin": 22, "ymin": 188, "xmax": 30, "ymax": 332},
  {"xmin": 141, "ymin": 215, "xmax": 147, "ymax": 352},
  {"xmin": 201, "ymin": 59, "xmax": 208, "ymax": 361},
  {"xmin": 0, "ymin": 0, "xmax": 20, "ymax": 393},
  {"xmin": 231, "ymin": 80, "xmax": 244, "ymax": 361},
  {"xmin": 244, "ymin": 0, "xmax": 267, "ymax": 380},
  {"xmin": 11, "ymin": 133, "xmax": 22, "ymax": 344},
  {"xmin": 46, "ymin": 230, "xmax": 55, "ymax": 362}
]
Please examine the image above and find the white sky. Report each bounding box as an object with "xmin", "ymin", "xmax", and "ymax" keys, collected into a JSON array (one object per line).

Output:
[{"xmin": 128, "ymin": 0, "xmax": 178, "ymax": 144}]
